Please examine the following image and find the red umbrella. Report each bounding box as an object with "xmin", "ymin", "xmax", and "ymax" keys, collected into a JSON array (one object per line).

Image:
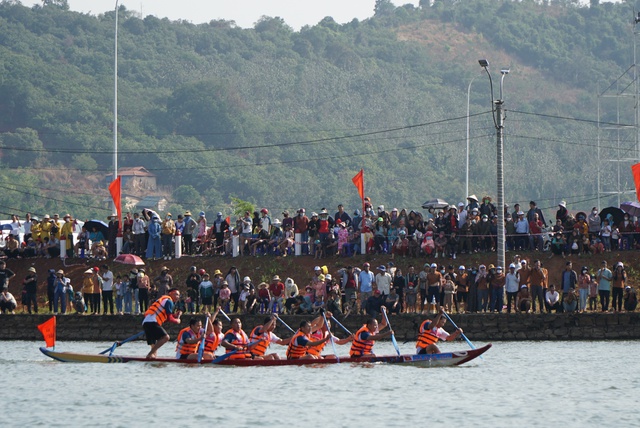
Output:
[{"xmin": 114, "ymin": 254, "xmax": 145, "ymax": 266}]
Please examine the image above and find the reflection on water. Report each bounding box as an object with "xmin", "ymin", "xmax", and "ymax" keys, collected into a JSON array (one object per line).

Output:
[{"xmin": 1, "ymin": 340, "xmax": 637, "ymax": 427}]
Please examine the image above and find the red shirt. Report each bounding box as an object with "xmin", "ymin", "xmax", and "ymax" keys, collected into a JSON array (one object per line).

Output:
[{"xmin": 268, "ymin": 281, "xmax": 285, "ymax": 297}]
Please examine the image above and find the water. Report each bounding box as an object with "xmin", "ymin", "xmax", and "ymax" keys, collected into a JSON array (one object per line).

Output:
[{"xmin": 0, "ymin": 340, "xmax": 638, "ymax": 427}]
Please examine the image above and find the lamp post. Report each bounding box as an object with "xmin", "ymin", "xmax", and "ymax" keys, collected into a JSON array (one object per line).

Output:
[
  {"xmin": 466, "ymin": 74, "xmax": 481, "ymax": 200},
  {"xmin": 478, "ymin": 59, "xmax": 509, "ymax": 270}
]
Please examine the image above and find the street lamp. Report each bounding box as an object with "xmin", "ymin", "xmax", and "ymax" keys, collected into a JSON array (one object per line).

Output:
[
  {"xmin": 478, "ymin": 59, "xmax": 509, "ymax": 270},
  {"xmin": 466, "ymin": 72, "xmax": 483, "ymax": 200}
]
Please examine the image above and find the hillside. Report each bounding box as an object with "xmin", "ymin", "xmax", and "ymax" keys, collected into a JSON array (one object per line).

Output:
[{"xmin": 0, "ymin": 0, "xmax": 637, "ymax": 221}]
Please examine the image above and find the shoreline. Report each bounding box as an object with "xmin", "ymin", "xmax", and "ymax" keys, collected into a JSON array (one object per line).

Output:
[{"xmin": 3, "ymin": 312, "xmax": 639, "ymax": 342}]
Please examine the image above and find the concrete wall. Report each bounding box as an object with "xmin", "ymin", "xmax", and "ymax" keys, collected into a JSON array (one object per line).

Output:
[{"xmin": 2, "ymin": 313, "xmax": 640, "ymax": 343}]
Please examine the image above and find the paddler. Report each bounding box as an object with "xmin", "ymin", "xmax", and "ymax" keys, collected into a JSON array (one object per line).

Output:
[
  {"xmin": 201, "ymin": 309, "xmax": 224, "ymax": 359},
  {"xmin": 307, "ymin": 311, "xmax": 353, "ymax": 359},
  {"xmin": 175, "ymin": 318, "xmax": 203, "ymax": 360},
  {"xmin": 249, "ymin": 314, "xmax": 291, "ymax": 360},
  {"xmin": 349, "ymin": 315, "xmax": 394, "ymax": 357},
  {"xmin": 415, "ymin": 306, "xmax": 462, "ymax": 354},
  {"xmin": 221, "ymin": 318, "xmax": 253, "ymax": 359},
  {"xmin": 142, "ymin": 288, "xmax": 182, "ymax": 360},
  {"xmin": 286, "ymin": 320, "xmax": 331, "ymax": 360}
]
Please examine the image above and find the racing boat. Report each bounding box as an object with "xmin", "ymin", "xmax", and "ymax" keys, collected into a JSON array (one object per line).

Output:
[{"xmin": 39, "ymin": 343, "xmax": 491, "ymax": 367}]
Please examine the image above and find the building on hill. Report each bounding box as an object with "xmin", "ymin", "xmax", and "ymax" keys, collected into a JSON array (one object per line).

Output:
[
  {"xmin": 135, "ymin": 196, "xmax": 168, "ymax": 212},
  {"xmin": 105, "ymin": 167, "xmax": 156, "ymax": 191}
]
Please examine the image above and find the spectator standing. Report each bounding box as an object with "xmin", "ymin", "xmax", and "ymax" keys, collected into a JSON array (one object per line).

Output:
[
  {"xmin": 529, "ymin": 260, "xmax": 548, "ymax": 314},
  {"xmin": 23, "ymin": 267, "xmax": 38, "ymax": 314},
  {"xmin": 375, "ymin": 265, "xmax": 392, "ymax": 298},
  {"xmin": 101, "ymin": 265, "xmax": 114, "ymax": 315},
  {"xmin": 587, "ymin": 207, "xmax": 601, "ymax": 238},
  {"xmin": 578, "ymin": 267, "xmax": 591, "ymax": 313},
  {"xmin": 107, "ymin": 214, "xmax": 119, "ymax": 258},
  {"xmin": 212, "ymin": 212, "xmax": 229, "ymax": 254},
  {"xmin": 0, "ymin": 261, "xmax": 16, "ymax": 291},
  {"xmin": 145, "ymin": 215, "xmax": 162, "ymax": 260},
  {"xmin": 52, "ymin": 269, "xmax": 67, "ymax": 314},
  {"xmin": 505, "ymin": 264, "xmax": 519, "ymax": 313},
  {"xmin": 225, "ymin": 266, "xmax": 241, "ymax": 312},
  {"xmin": 154, "ymin": 267, "xmax": 173, "ymax": 296},
  {"xmin": 161, "ymin": 213, "xmax": 175, "ymax": 260},
  {"xmin": 358, "ymin": 262, "xmax": 375, "ymax": 314},
  {"xmin": 597, "ymin": 261, "xmax": 612, "ymax": 312},
  {"xmin": 514, "ymin": 212, "xmax": 529, "ymax": 251},
  {"xmin": 611, "ymin": 262, "xmax": 626, "ymax": 312},
  {"xmin": 560, "ymin": 261, "xmax": 578, "ymax": 309},
  {"xmin": 527, "ymin": 201, "xmax": 546, "ymax": 226},
  {"xmin": 137, "ymin": 269, "xmax": 150, "ymax": 313},
  {"xmin": 132, "ymin": 212, "xmax": 147, "ymax": 256},
  {"xmin": 182, "ymin": 211, "xmax": 197, "ymax": 255}
]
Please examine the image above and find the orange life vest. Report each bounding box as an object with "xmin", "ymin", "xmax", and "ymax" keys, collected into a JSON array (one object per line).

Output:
[
  {"xmin": 350, "ymin": 325, "xmax": 375, "ymax": 357},
  {"xmin": 416, "ymin": 320, "xmax": 439, "ymax": 349},
  {"xmin": 204, "ymin": 332, "xmax": 223, "ymax": 354},
  {"xmin": 175, "ymin": 326, "xmax": 200, "ymax": 355},
  {"xmin": 249, "ymin": 325, "xmax": 271, "ymax": 357},
  {"xmin": 144, "ymin": 295, "xmax": 172, "ymax": 326},
  {"xmin": 224, "ymin": 328, "xmax": 252, "ymax": 359},
  {"xmin": 307, "ymin": 330, "xmax": 327, "ymax": 357},
  {"xmin": 286, "ymin": 330, "xmax": 311, "ymax": 359}
]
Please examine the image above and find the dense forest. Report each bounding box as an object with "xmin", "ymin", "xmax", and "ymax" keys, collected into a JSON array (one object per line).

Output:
[{"xmin": 0, "ymin": 0, "xmax": 638, "ymax": 220}]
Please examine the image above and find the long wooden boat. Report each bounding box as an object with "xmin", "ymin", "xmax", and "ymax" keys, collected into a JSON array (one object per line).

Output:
[{"xmin": 40, "ymin": 343, "xmax": 491, "ymax": 367}]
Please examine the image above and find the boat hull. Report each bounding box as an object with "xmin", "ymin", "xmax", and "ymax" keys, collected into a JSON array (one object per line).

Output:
[{"xmin": 39, "ymin": 344, "xmax": 491, "ymax": 367}]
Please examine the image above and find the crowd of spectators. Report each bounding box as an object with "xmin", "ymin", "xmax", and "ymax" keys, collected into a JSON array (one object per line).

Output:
[{"xmin": 2, "ymin": 196, "xmax": 640, "ymax": 261}]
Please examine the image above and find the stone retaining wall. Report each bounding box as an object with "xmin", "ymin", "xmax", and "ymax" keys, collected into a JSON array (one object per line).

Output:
[{"xmin": 2, "ymin": 313, "xmax": 639, "ymax": 342}]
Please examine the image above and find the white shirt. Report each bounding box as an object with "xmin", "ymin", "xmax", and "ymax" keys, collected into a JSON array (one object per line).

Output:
[
  {"xmin": 545, "ymin": 290, "xmax": 560, "ymax": 305},
  {"xmin": 132, "ymin": 218, "xmax": 146, "ymax": 234},
  {"xmin": 505, "ymin": 272, "xmax": 519, "ymax": 293},
  {"xmin": 101, "ymin": 270, "xmax": 114, "ymax": 291},
  {"xmin": 375, "ymin": 272, "xmax": 393, "ymax": 295}
]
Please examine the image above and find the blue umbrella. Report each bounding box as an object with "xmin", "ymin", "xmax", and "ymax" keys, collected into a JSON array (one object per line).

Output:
[
  {"xmin": 0, "ymin": 224, "xmax": 13, "ymax": 231},
  {"xmin": 84, "ymin": 219, "xmax": 109, "ymax": 238}
]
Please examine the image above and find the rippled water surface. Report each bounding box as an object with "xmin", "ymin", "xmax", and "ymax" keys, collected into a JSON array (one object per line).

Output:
[{"xmin": 1, "ymin": 340, "xmax": 637, "ymax": 427}]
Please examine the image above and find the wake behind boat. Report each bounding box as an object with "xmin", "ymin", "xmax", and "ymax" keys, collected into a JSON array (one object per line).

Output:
[{"xmin": 39, "ymin": 343, "xmax": 491, "ymax": 367}]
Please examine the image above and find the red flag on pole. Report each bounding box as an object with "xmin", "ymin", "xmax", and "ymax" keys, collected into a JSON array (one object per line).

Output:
[
  {"xmin": 632, "ymin": 163, "xmax": 640, "ymax": 202},
  {"xmin": 109, "ymin": 176, "xmax": 122, "ymax": 227},
  {"xmin": 37, "ymin": 316, "xmax": 56, "ymax": 348},
  {"xmin": 352, "ymin": 169, "xmax": 364, "ymax": 201}
]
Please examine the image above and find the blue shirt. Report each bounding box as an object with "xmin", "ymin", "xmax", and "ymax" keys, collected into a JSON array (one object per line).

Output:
[{"xmin": 359, "ymin": 270, "xmax": 375, "ymax": 293}]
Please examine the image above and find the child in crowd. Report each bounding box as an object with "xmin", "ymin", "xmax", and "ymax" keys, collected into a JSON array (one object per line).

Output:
[
  {"xmin": 218, "ymin": 281, "xmax": 231, "ymax": 312},
  {"xmin": 238, "ymin": 283, "xmax": 250, "ymax": 313},
  {"xmin": 245, "ymin": 287, "xmax": 258, "ymax": 314},
  {"xmin": 257, "ymin": 282, "xmax": 270, "ymax": 313},
  {"xmin": 443, "ymin": 275, "xmax": 456, "ymax": 313},
  {"xmin": 405, "ymin": 281, "xmax": 417, "ymax": 313},
  {"xmin": 588, "ymin": 274, "xmax": 599, "ymax": 311},
  {"xmin": 114, "ymin": 275, "xmax": 124, "ymax": 315}
]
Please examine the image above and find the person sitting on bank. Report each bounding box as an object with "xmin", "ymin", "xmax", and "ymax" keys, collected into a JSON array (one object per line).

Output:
[
  {"xmin": 415, "ymin": 307, "xmax": 462, "ymax": 354},
  {"xmin": 349, "ymin": 312, "xmax": 394, "ymax": 357},
  {"xmin": 624, "ymin": 286, "xmax": 638, "ymax": 312},
  {"xmin": 562, "ymin": 288, "xmax": 578, "ymax": 313},
  {"xmin": 516, "ymin": 285, "xmax": 532, "ymax": 313},
  {"xmin": 0, "ymin": 287, "xmax": 17, "ymax": 314},
  {"xmin": 286, "ymin": 320, "xmax": 331, "ymax": 360},
  {"xmin": 142, "ymin": 288, "xmax": 182, "ymax": 360},
  {"xmin": 545, "ymin": 285, "xmax": 562, "ymax": 313}
]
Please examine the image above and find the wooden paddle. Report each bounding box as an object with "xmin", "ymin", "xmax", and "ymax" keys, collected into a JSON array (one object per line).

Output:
[
  {"xmin": 381, "ymin": 307, "xmax": 400, "ymax": 356},
  {"xmin": 99, "ymin": 331, "xmax": 145, "ymax": 356},
  {"xmin": 320, "ymin": 309, "xmax": 339, "ymax": 361}
]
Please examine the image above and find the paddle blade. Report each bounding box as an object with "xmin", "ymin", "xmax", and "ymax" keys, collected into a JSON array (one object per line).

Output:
[{"xmin": 37, "ymin": 316, "xmax": 56, "ymax": 348}]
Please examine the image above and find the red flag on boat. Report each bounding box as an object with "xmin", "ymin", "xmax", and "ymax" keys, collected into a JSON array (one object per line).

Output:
[
  {"xmin": 109, "ymin": 176, "xmax": 122, "ymax": 229},
  {"xmin": 632, "ymin": 163, "xmax": 640, "ymax": 202},
  {"xmin": 352, "ymin": 169, "xmax": 364, "ymax": 201},
  {"xmin": 37, "ymin": 316, "xmax": 56, "ymax": 348}
]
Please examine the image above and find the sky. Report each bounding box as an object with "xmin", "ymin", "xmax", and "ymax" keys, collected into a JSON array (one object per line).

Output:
[{"xmin": 24, "ymin": 0, "xmax": 421, "ymax": 30}]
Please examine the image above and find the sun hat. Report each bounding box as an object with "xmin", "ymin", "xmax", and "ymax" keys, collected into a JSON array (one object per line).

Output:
[
  {"xmin": 459, "ymin": 265, "xmax": 465, "ymax": 270},
  {"xmin": 377, "ymin": 265, "xmax": 386, "ymax": 271},
  {"xmin": 28, "ymin": 267, "xmax": 36, "ymax": 273},
  {"xmin": 84, "ymin": 269, "xmax": 93, "ymax": 274},
  {"xmin": 56, "ymin": 269, "xmax": 64, "ymax": 275},
  {"xmin": 325, "ymin": 274, "xmax": 332, "ymax": 281},
  {"xmin": 243, "ymin": 276, "xmax": 251, "ymax": 283},
  {"xmin": 430, "ymin": 263, "xmax": 437, "ymax": 268},
  {"xmin": 184, "ymin": 211, "xmax": 192, "ymax": 216},
  {"xmin": 272, "ymin": 275, "xmax": 281, "ymax": 282}
]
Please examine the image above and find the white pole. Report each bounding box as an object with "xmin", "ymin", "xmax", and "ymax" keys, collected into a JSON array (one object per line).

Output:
[
  {"xmin": 360, "ymin": 233, "xmax": 366, "ymax": 255},
  {"xmin": 113, "ymin": 1, "xmax": 119, "ymax": 213},
  {"xmin": 232, "ymin": 235, "xmax": 240, "ymax": 257},
  {"xmin": 294, "ymin": 233, "xmax": 301, "ymax": 256},
  {"xmin": 174, "ymin": 231, "xmax": 182, "ymax": 259},
  {"xmin": 59, "ymin": 236, "xmax": 66, "ymax": 259},
  {"xmin": 116, "ymin": 236, "xmax": 123, "ymax": 256}
]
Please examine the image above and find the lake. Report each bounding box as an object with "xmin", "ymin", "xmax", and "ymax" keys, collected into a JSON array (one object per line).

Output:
[{"xmin": 0, "ymin": 340, "xmax": 637, "ymax": 427}]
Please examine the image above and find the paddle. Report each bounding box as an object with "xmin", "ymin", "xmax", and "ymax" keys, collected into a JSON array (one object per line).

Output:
[
  {"xmin": 274, "ymin": 313, "xmax": 296, "ymax": 334},
  {"xmin": 197, "ymin": 314, "xmax": 212, "ymax": 363},
  {"xmin": 100, "ymin": 331, "xmax": 145, "ymax": 356},
  {"xmin": 211, "ymin": 340, "xmax": 259, "ymax": 364},
  {"xmin": 441, "ymin": 310, "xmax": 477, "ymax": 351},
  {"xmin": 320, "ymin": 310, "xmax": 339, "ymax": 362},
  {"xmin": 218, "ymin": 308, "xmax": 232, "ymax": 322},
  {"xmin": 330, "ymin": 315, "xmax": 352, "ymax": 336},
  {"xmin": 381, "ymin": 307, "xmax": 400, "ymax": 356}
]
